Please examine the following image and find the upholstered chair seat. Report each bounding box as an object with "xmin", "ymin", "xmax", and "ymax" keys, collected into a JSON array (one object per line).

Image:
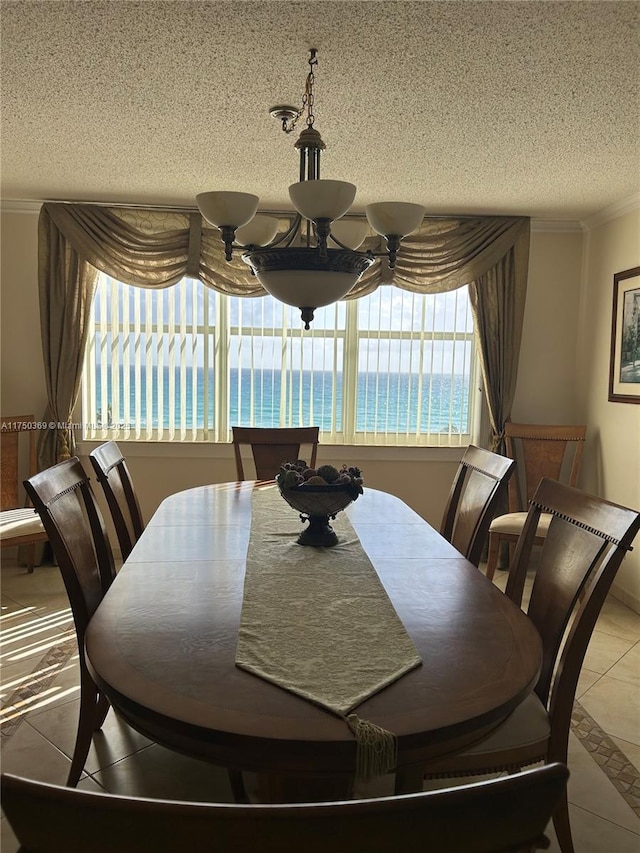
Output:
[
  {"xmin": 0, "ymin": 507, "xmax": 46, "ymax": 540},
  {"xmin": 452, "ymin": 694, "xmax": 551, "ymax": 765},
  {"xmin": 488, "ymin": 511, "xmax": 552, "ymax": 538},
  {"xmin": 0, "ymin": 415, "xmax": 49, "ymax": 571}
]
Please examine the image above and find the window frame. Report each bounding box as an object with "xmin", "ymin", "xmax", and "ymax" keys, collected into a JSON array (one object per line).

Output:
[{"xmin": 81, "ymin": 275, "xmax": 481, "ymax": 448}]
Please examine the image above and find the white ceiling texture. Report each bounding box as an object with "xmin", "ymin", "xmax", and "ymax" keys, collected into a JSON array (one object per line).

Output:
[{"xmin": 2, "ymin": 0, "xmax": 639, "ymax": 222}]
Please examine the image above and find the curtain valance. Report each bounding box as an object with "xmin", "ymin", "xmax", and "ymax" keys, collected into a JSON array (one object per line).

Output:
[
  {"xmin": 36, "ymin": 201, "xmax": 530, "ymax": 470},
  {"xmin": 43, "ymin": 202, "xmax": 528, "ymax": 298}
]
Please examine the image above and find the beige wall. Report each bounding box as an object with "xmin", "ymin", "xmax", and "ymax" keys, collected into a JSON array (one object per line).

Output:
[
  {"xmin": 577, "ymin": 208, "xmax": 640, "ymax": 609},
  {"xmin": 0, "ymin": 213, "xmax": 46, "ymax": 420},
  {"xmin": 2, "ymin": 207, "xmax": 638, "ymax": 606},
  {"xmin": 513, "ymin": 228, "xmax": 584, "ymax": 422}
]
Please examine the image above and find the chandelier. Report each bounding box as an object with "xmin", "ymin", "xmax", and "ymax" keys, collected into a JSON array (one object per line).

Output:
[{"xmin": 196, "ymin": 50, "xmax": 425, "ymax": 329}]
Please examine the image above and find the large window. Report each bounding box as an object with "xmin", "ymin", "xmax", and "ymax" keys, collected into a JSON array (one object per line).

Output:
[{"xmin": 82, "ymin": 274, "xmax": 478, "ymax": 445}]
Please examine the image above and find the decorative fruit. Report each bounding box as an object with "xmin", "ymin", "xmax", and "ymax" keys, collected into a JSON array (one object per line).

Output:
[
  {"xmin": 316, "ymin": 464, "xmax": 340, "ymax": 484},
  {"xmin": 275, "ymin": 458, "xmax": 364, "ymax": 498},
  {"xmin": 282, "ymin": 470, "xmax": 302, "ymax": 488},
  {"xmin": 305, "ymin": 475, "xmax": 328, "ymax": 485}
]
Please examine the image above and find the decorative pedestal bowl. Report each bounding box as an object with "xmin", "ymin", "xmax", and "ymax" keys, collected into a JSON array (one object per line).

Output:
[{"xmin": 278, "ymin": 484, "xmax": 358, "ymax": 547}]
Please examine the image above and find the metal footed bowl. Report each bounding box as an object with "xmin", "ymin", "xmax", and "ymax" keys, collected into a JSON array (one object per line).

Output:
[
  {"xmin": 278, "ymin": 483, "xmax": 356, "ymax": 516},
  {"xmin": 277, "ymin": 483, "xmax": 359, "ymax": 546}
]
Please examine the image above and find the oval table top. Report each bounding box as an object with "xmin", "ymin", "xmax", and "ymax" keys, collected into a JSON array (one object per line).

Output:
[{"xmin": 85, "ymin": 481, "xmax": 542, "ymax": 799}]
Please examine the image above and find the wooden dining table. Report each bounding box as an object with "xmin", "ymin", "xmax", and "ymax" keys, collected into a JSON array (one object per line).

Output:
[{"xmin": 85, "ymin": 481, "xmax": 542, "ymax": 802}]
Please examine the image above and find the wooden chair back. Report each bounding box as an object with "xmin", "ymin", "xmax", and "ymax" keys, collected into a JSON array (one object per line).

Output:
[
  {"xmin": 24, "ymin": 457, "xmax": 116, "ymax": 645},
  {"xmin": 89, "ymin": 441, "xmax": 144, "ymax": 560},
  {"xmin": 23, "ymin": 457, "xmax": 116, "ymax": 785},
  {"xmin": 506, "ymin": 477, "xmax": 640, "ymax": 756},
  {"xmin": 0, "ymin": 415, "xmax": 49, "ymax": 569},
  {"xmin": 440, "ymin": 445, "xmax": 516, "ymax": 567},
  {"xmin": 1, "ymin": 762, "xmax": 568, "ymax": 853},
  {"xmin": 231, "ymin": 426, "xmax": 319, "ymax": 481},
  {"xmin": 504, "ymin": 422, "xmax": 586, "ymax": 512}
]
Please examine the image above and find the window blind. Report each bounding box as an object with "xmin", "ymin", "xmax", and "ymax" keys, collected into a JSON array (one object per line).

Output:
[{"xmin": 82, "ymin": 275, "xmax": 476, "ymax": 446}]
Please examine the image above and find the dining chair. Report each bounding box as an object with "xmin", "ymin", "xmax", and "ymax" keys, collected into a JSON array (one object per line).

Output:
[
  {"xmin": 24, "ymin": 457, "xmax": 247, "ymax": 803},
  {"xmin": 89, "ymin": 440, "xmax": 144, "ymax": 560},
  {"xmin": 424, "ymin": 477, "xmax": 640, "ymax": 853},
  {"xmin": 485, "ymin": 422, "xmax": 587, "ymax": 580},
  {"xmin": 231, "ymin": 425, "xmax": 319, "ymax": 481},
  {"xmin": 0, "ymin": 415, "xmax": 49, "ymax": 572},
  {"xmin": 24, "ymin": 457, "xmax": 116, "ymax": 786},
  {"xmin": 440, "ymin": 445, "xmax": 516, "ymax": 568},
  {"xmin": 1, "ymin": 762, "xmax": 568, "ymax": 853}
]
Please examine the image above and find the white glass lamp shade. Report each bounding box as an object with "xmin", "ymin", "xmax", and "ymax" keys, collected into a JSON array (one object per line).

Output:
[
  {"xmin": 235, "ymin": 215, "xmax": 279, "ymax": 247},
  {"xmin": 196, "ymin": 191, "xmax": 259, "ymax": 228},
  {"xmin": 288, "ymin": 180, "xmax": 356, "ymax": 222},
  {"xmin": 255, "ymin": 268, "xmax": 360, "ymax": 309},
  {"xmin": 329, "ymin": 218, "xmax": 369, "ymax": 250},
  {"xmin": 365, "ymin": 202, "xmax": 426, "ymax": 237}
]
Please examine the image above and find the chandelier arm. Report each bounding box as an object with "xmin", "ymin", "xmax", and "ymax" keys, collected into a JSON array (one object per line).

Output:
[
  {"xmin": 269, "ymin": 214, "xmax": 303, "ymax": 249},
  {"xmin": 232, "ymin": 214, "xmax": 304, "ymax": 254},
  {"xmin": 383, "ymin": 235, "xmax": 401, "ymax": 270},
  {"xmin": 328, "ymin": 233, "xmax": 376, "ymax": 258},
  {"xmin": 366, "ymin": 249, "xmax": 397, "ymax": 259},
  {"xmin": 314, "ymin": 219, "xmax": 330, "ymax": 261},
  {"xmin": 220, "ymin": 226, "xmax": 236, "ymax": 262}
]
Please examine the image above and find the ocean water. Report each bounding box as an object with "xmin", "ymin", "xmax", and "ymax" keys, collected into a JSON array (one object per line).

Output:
[{"xmin": 93, "ymin": 367, "xmax": 471, "ymax": 434}]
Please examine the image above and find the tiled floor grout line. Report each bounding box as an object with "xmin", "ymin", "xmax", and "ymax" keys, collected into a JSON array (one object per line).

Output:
[
  {"xmin": 0, "ymin": 636, "xmax": 76, "ymax": 741},
  {"xmin": 572, "ymin": 701, "xmax": 640, "ymax": 820}
]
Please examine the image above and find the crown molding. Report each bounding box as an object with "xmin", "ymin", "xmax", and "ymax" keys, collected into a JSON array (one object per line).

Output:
[
  {"xmin": 581, "ymin": 192, "xmax": 640, "ymax": 232},
  {"xmin": 530, "ymin": 219, "xmax": 582, "ymax": 233},
  {"xmin": 3, "ymin": 196, "xmax": 638, "ymax": 231},
  {"xmin": 0, "ymin": 199, "xmax": 42, "ymax": 214}
]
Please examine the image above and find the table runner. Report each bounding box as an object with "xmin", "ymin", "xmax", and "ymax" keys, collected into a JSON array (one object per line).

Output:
[{"xmin": 235, "ymin": 485, "xmax": 422, "ymax": 777}]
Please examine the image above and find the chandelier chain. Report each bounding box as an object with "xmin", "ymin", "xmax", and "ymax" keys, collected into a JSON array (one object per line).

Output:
[
  {"xmin": 304, "ymin": 49, "xmax": 317, "ymax": 128},
  {"xmin": 281, "ymin": 49, "xmax": 318, "ymax": 134}
]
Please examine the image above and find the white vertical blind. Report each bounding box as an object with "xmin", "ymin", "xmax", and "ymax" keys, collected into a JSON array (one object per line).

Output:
[{"xmin": 82, "ymin": 274, "xmax": 476, "ymax": 445}]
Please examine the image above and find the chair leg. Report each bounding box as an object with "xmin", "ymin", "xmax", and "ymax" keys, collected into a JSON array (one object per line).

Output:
[
  {"xmin": 486, "ymin": 532, "xmax": 500, "ymax": 581},
  {"xmin": 67, "ymin": 672, "xmax": 107, "ymax": 787},
  {"xmin": 25, "ymin": 543, "xmax": 36, "ymax": 573},
  {"xmin": 552, "ymin": 788, "xmax": 574, "ymax": 853},
  {"xmin": 94, "ymin": 691, "xmax": 110, "ymax": 730},
  {"xmin": 228, "ymin": 769, "xmax": 249, "ymax": 803}
]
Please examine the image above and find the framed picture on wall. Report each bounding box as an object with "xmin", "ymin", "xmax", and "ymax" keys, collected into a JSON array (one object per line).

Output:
[{"xmin": 609, "ymin": 266, "xmax": 640, "ymax": 404}]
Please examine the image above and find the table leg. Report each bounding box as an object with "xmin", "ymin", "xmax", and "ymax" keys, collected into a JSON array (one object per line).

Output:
[
  {"xmin": 256, "ymin": 772, "xmax": 354, "ymax": 803},
  {"xmin": 394, "ymin": 766, "xmax": 425, "ymax": 795},
  {"xmin": 227, "ymin": 769, "xmax": 249, "ymax": 803}
]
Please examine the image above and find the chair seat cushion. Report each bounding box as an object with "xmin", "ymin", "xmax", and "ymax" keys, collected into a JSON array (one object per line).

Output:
[
  {"xmin": 462, "ymin": 693, "xmax": 551, "ymax": 756},
  {"xmin": 489, "ymin": 511, "xmax": 553, "ymax": 537},
  {"xmin": 0, "ymin": 508, "xmax": 46, "ymax": 541}
]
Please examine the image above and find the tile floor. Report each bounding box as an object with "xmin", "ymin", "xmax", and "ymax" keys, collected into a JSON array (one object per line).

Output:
[{"xmin": 1, "ymin": 554, "xmax": 639, "ymax": 852}]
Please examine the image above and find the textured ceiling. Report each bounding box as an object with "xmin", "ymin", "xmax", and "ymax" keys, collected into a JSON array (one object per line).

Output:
[{"xmin": 2, "ymin": 1, "xmax": 639, "ymax": 221}]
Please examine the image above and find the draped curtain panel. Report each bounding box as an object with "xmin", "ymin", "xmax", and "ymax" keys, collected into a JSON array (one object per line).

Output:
[
  {"xmin": 36, "ymin": 207, "xmax": 99, "ymax": 470},
  {"xmin": 36, "ymin": 202, "xmax": 530, "ymax": 466},
  {"xmin": 469, "ymin": 233, "xmax": 530, "ymax": 453}
]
